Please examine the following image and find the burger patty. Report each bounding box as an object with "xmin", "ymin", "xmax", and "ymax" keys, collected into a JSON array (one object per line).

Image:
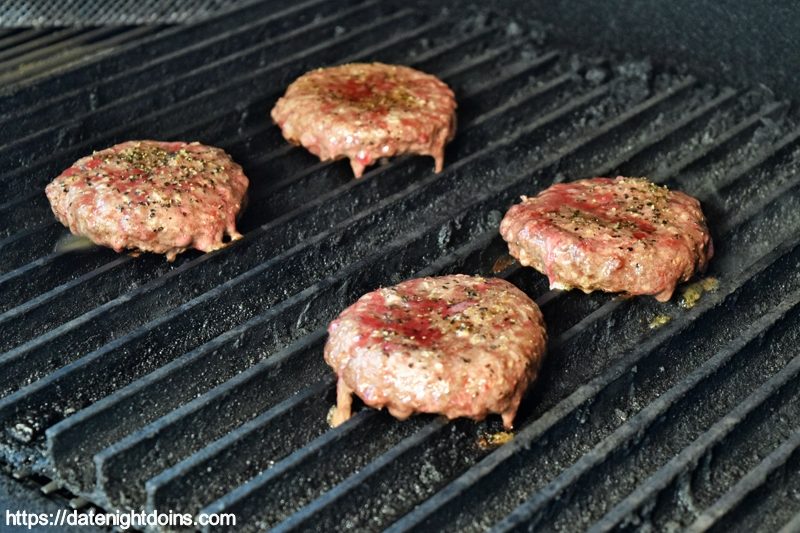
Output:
[
  {"xmin": 324, "ymin": 275, "xmax": 547, "ymax": 429},
  {"xmin": 271, "ymin": 62, "xmax": 457, "ymax": 178},
  {"xmin": 499, "ymin": 177, "xmax": 713, "ymax": 301},
  {"xmin": 45, "ymin": 140, "xmax": 249, "ymax": 261}
]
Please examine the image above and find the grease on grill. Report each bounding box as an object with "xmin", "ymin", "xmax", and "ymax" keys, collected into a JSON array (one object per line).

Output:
[
  {"xmin": 477, "ymin": 430, "xmax": 514, "ymax": 449},
  {"xmin": 679, "ymin": 277, "xmax": 720, "ymax": 309},
  {"xmin": 53, "ymin": 233, "xmax": 99, "ymax": 253},
  {"xmin": 648, "ymin": 314, "xmax": 672, "ymax": 329},
  {"xmin": 326, "ymin": 404, "xmax": 339, "ymax": 428},
  {"xmin": 492, "ymin": 254, "xmax": 517, "ymax": 274}
]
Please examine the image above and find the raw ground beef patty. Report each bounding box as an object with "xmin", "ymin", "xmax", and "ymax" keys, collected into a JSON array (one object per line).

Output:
[
  {"xmin": 271, "ymin": 62, "xmax": 457, "ymax": 178},
  {"xmin": 45, "ymin": 140, "xmax": 249, "ymax": 261},
  {"xmin": 499, "ymin": 177, "xmax": 713, "ymax": 301},
  {"xmin": 324, "ymin": 275, "xmax": 547, "ymax": 429}
]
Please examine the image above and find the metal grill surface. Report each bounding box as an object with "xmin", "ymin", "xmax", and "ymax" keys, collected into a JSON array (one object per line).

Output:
[{"xmin": 2, "ymin": 1, "xmax": 800, "ymax": 531}]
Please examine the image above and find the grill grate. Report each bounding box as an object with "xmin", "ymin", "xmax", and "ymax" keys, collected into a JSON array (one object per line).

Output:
[
  {"xmin": 0, "ymin": 26, "xmax": 166, "ymax": 88},
  {"xmin": 3, "ymin": 1, "xmax": 800, "ymax": 531},
  {"xmin": 0, "ymin": 0, "xmax": 240, "ymax": 26}
]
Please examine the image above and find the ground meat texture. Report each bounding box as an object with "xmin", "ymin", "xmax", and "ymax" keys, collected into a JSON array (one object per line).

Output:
[
  {"xmin": 324, "ymin": 275, "xmax": 547, "ymax": 429},
  {"xmin": 45, "ymin": 140, "xmax": 249, "ymax": 261},
  {"xmin": 499, "ymin": 177, "xmax": 714, "ymax": 302},
  {"xmin": 270, "ymin": 62, "xmax": 457, "ymax": 178}
]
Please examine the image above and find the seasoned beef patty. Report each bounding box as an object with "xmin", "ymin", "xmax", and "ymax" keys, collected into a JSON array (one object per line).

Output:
[
  {"xmin": 499, "ymin": 177, "xmax": 713, "ymax": 301},
  {"xmin": 45, "ymin": 140, "xmax": 249, "ymax": 261},
  {"xmin": 324, "ymin": 275, "xmax": 547, "ymax": 429},
  {"xmin": 271, "ymin": 62, "xmax": 457, "ymax": 178}
]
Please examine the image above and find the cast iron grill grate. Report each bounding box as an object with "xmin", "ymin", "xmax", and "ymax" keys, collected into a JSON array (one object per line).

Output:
[
  {"xmin": 2, "ymin": 1, "xmax": 800, "ymax": 531},
  {"xmin": 0, "ymin": 25, "xmax": 167, "ymax": 88},
  {"xmin": 0, "ymin": 0, "xmax": 240, "ymax": 26}
]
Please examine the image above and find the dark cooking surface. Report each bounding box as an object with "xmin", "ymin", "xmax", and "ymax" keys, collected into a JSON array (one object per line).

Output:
[
  {"xmin": 0, "ymin": 26, "xmax": 168, "ymax": 88},
  {"xmin": 2, "ymin": 1, "xmax": 800, "ymax": 531}
]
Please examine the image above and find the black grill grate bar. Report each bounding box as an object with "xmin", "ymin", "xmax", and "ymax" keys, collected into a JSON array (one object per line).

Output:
[
  {"xmin": 715, "ymin": 127, "xmax": 800, "ymax": 231},
  {"xmin": 0, "ymin": 29, "xmax": 48, "ymax": 52},
  {"xmin": 0, "ymin": 27, "xmax": 127, "ymax": 72},
  {"xmin": 46, "ymin": 330, "xmax": 327, "ymax": 489},
  {"xmin": 717, "ymin": 131, "xmax": 800, "ymax": 201},
  {"xmin": 0, "ymin": 196, "xmax": 52, "ymax": 239},
  {"xmin": 272, "ymin": 421, "xmax": 450, "ymax": 533},
  {"xmin": 0, "ymin": 192, "xmax": 39, "ymax": 214},
  {"xmin": 695, "ymin": 122, "xmax": 800, "ymax": 196},
  {"xmin": 0, "ymin": 223, "xmax": 44, "ymax": 251},
  {"xmin": 0, "ymin": 26, "xmax": 165, "ymax": 88},
  {"xmin": 0, "ymin": 240, "xmax": 119, "ymax": 306},
  {"xmin": 592, "ymin": 342, "xmax": 800, "ymax": 531},
  {"xmin": 490, "ymin": 289, "xmax": 800, "ymax": 532},
  {"xmin": 0, "ymin": 32, "xmax": 561, "ymax": 387},
  {"xmin": 96, "ymin": 377, "xmax": 340, "ymax": 511},
  {"xmin": 0, "ymin": 0, "xmax": 374, "ymax": 167},
  {"xmin": 0, "ymin": 20, "xmax": 514, "ymax": 291},
  {"xmin": 0, "ymin": 5, "xmax": 418, "ymax": 195},
  {"xmin": 651, "ymin": 101, "xmax": 789, "ymax": 183},
  {"xmin": 0, "ymin": 0, "xmax": 323, "ymax": 114},
  {"xmin": 0, "ymin": 224, "xmax": 64, "ymax": 274},
  {"xmin": 636, "ymin": 139, "xmax": 800, "ymax": 255},
  {"xmin": 0, "ymin": 257, "xmax": 129, "ymax": 338},
  {"xmin": 0, "ymin": 28, "xmax": 88, "ymax": 63},
  {"xmin": 0, "ymin": 245, "xmax": 75, "ymax": 289},
  {"xmin": 45, "ymin": 79, "xmax": 700, "ymax": 508},
  {"xmin": 0, "ymin": 0, "xmax": 335, "ymax": 130},
  {"xmin": 386, "ymin": 183, "xmax": 800, "ymax": 533},
  {"xmin": 193, "ymin": 409, "xmax": 383, "ymax": 529},
  {"xmin": 686, "ymin": 428, "xmax": 800, "ymax": 533},
  {"xmin": 591, "ymin": 88, "xmax": 739, "ymax": 177}
]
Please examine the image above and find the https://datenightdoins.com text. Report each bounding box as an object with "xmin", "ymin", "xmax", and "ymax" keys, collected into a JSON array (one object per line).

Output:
[{"xmin": 6, "ymin": 508, "xmax": 236, "ymax": 530}]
